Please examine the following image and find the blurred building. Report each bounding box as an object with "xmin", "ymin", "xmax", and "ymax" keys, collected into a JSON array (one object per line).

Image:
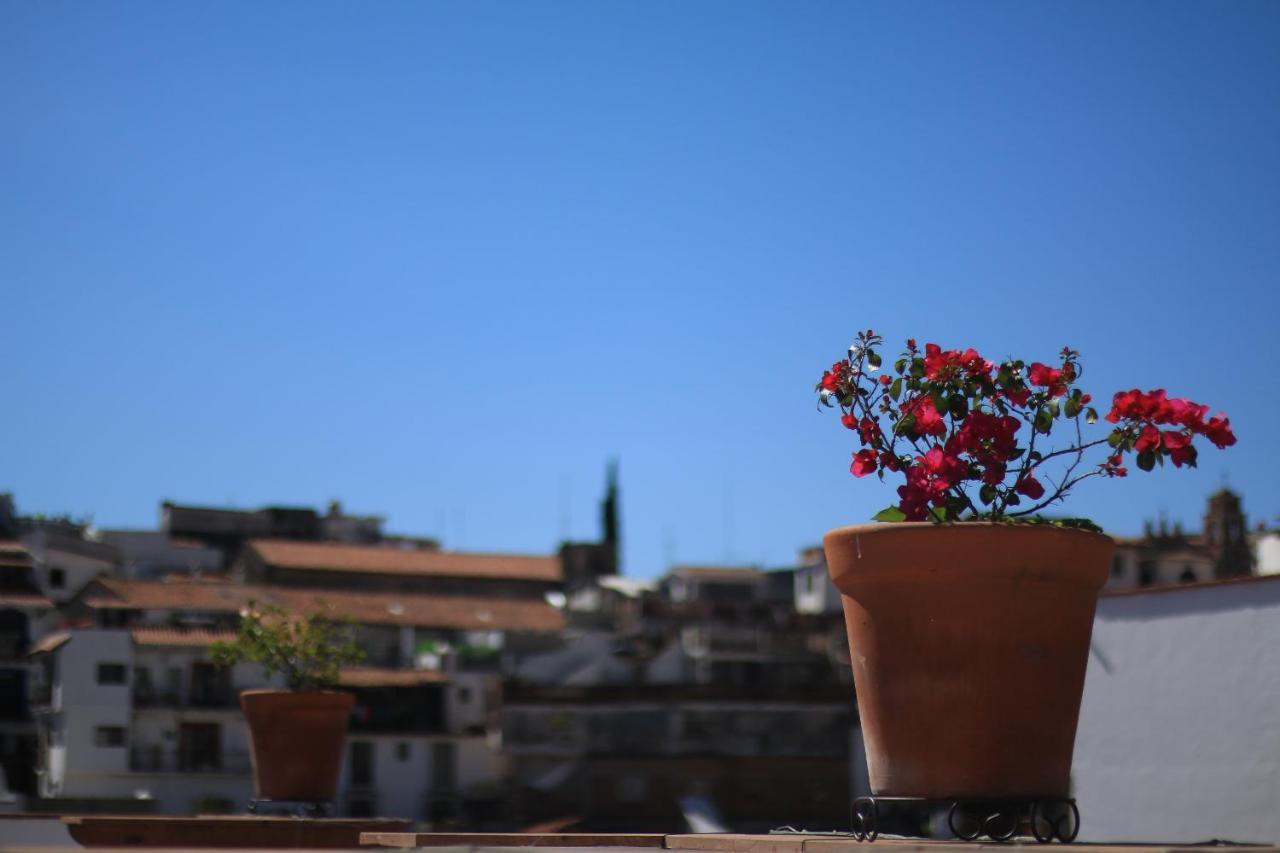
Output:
[
  {"xmin": 1108, "ymin": 489, "xmax": 1256, "ymax": 589},
  {"xmin": 502, "ymin": 554, "xmax": 853, "ymax": 832}
]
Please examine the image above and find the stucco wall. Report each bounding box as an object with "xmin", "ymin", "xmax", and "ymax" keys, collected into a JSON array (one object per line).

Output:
[
  {"xmin": 56, "ymin": 631, "xmax": 133, "ymax": 788},
  {"xmin": 1072, "ymin": 577, "xmax": 1280, "ymax": 843}
]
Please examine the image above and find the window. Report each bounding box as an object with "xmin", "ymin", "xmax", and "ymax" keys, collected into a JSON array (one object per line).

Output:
[
  {"xmin": 95, "ymin": 726, "xmax": 126, "ymax": 747},
  {"xmin": 350, "ymin": 741, "xmax": 373, "ymax": 787},
  {"xmin": 431, "ymin": 742, "xmax": 456, "ymax": 794},
  {"xmin": 49, "ymin": 569, "xmax": 65, "ymax": 589},
  {"xmin": 97, "ymin": 663, "xmax": 127, "ymax": 685}
]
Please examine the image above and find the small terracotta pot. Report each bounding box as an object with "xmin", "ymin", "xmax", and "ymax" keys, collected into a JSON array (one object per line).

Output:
[
  {"xmin": 240, "ymin": 689, "xmax": 355, "ymax": 801},
  {"xmin": 823, "ymin": 522, "xmax": 1112, "ymax": 799}
]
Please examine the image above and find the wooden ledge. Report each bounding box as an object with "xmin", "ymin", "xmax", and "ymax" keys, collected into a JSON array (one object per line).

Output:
[
  {"xmin": 64, "ymin": 815, "xmax": 411, "ymax": 848},
  {"xmin": 361, "ymin": 833, "xmax": 668, "ymax": 848}
]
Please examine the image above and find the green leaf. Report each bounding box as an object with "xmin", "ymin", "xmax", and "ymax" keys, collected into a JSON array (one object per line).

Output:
[
  {"xmin": 1137, "ymin": 450, "xmax": 1156, "ymax": 472},
  {"xmin": 867, "ymin": 351, "xmax": 882, "ymax": 368},
  {"xmin": 872, "ymin": 505, "xmax": 907, "ymax": 523},
  {"xmin": 909, "ymin": 359, "xmax": 924, "ymax": 378},
  {"xmin": 1064, "ymin": 397, "xmax": 1080, "ymax": 419},
  {"xmin": 928, "ymin": 505, "xmax": 949, "ymax": 522},
  {"xmin": 1006, "ymin": 447, "xmax": 1025, "ymax": 461},
  {"xmin": 1107, "ymin": 430, "xmax": 1124, "ymax": 448},
  {"xmin": 889, "ymin": 378, "xmax": 902, "ymax": 401},
  {"xmin": 948, "ymin": 394, "xmax": 969, "ymax": 418},
  {"xmin": 1085, "ymin": 407, "xmax": 1098, "ymax": 425},
  {"xmin": 1047, "ymin": 399, "xmax": 1061, "ymax": 418},
  {"xmin": 979, "ymin": 484, "xmax": 997, "ymax": 505},
  {"xmin": 1034, "ymin": 407, "xmax": 1053, "ymax": 434},
  {"xmin": 894, "ymin": 358, "xmax": 908, "ymax": 375}
]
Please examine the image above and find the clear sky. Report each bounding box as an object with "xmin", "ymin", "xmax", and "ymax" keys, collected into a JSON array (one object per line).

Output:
[{"xmin": 4, "ymin": 1, "xmax": 1278, "ymax": 578}]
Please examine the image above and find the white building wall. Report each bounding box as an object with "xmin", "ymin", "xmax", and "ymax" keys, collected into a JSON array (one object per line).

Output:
[
  {"xmin": 47, "ymin": 631, "xmax": 134, "ymax": 795},
  {"xmin": 343, "ymin": 734, "xmax": 504, "ymax": 820},
  {"xmin": 446, "ymin": 674, "xmax": 490, "ymax": 735},
  {"xmin": 1256, "ymin": 533, "xmax": 1280, "ymax": 575},
  {"xmin": 794, "ymin": 563, "xmax": 841, "ymax": 614},
  {"xmin": 1072, "ymin": 577, "xmax": 1280, "ymax": 843},
  {"xmin": 21, "ymin": 532, "xmax": 114, "ymax": 605},
  {"xmin": 456, "ymin": 734, "xmax": 506, "ymax": 791}
]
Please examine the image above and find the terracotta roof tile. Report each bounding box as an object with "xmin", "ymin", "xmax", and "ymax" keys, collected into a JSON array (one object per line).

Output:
[
  {"xmin": 29, "ymin": 632, "xmax": 70, "ymax": 655},
  {"xmin": 0, "ymin": 541, "xmax": 32, "ymax": 571},
  {"xmin": 87, "ymin": 577, "xmax": 564, "ymax": 633},
  {"xmin": 337, "ymin": 667, "xmax": 448, "ymax": 688},
  {"xmin": 250, "ymin": 540, "xmax": 561, "ymax": 582},
  {"xmin": 669, "ymin": 565, "xmax": 764, "ymax": 582},
  {"xmin": 130, "ymin": 626, "xmax": 237, "ymax": 647},
  {"xmin": 0, "ymin": 594, "xmax": 52, "ymax": 608}
]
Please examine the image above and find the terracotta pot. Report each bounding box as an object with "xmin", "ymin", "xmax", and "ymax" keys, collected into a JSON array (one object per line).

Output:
[
  {"xmin": 239, "ymin": 689, "xmax": 355, "ymax": 801},
  {"xmin": 823, "ymin": 522, "xmax": 1112, "ymax": 799}
]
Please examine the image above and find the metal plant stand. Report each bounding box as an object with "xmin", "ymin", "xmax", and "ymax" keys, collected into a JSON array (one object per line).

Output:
[
  {"xmin": 851, "ymin": 796, "xmax": 1080, "ymax": 843},
  {"xmin": 247, "ymin": 798, "xmax": 335, "ymax": 818}
]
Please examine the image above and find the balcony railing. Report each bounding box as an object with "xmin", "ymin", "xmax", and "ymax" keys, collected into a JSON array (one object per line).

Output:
[
  {"xmin": 133, "ymin": 688, "xmax": 236, "ymax": 709},
  {"xmin": 129, "ymin": 747, "xmax": 252, "ymax": 774}
]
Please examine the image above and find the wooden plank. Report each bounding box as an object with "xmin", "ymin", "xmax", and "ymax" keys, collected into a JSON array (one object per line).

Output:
[
  {"xmin": 805, "ymin": 842, "xmax": 1280, "ymax": 853},
  {"xmin": 63, "ymin": 815, "xmax": 411, "ymax": 848},
  {"xmin": 664, "ymin": 834, "xmax": 819, "ymax": 853},
  {"xmin": 360, "ymin": 833, "xmax": 668, "ymax": 848}
]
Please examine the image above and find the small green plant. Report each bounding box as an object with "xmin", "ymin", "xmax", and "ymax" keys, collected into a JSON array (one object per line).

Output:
[{"xmin": 210, "ymin": 601, "xmax": 365, "ymax": 691}]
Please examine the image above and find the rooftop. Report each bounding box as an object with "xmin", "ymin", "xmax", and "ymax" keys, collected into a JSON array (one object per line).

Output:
[
  {"xmin": 85, "ymin": 576, "xmax": 566, "ymax": 632},
  {"xmin": 249, "ymin": 539, "xmax": 562, "ymax": 582}
]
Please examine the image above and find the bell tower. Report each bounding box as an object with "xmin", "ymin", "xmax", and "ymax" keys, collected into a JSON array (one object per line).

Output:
[{"xmin": 1203, "ymin": 489, "xmax": 1252, "ymax": 578}]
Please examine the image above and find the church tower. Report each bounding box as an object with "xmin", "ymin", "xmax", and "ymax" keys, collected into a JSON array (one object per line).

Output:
[{"xmin": 1203, "ymin": 488, "xmax": 1252, "ymax": 579}]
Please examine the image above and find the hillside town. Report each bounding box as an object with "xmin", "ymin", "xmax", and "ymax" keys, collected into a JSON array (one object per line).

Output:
[{"xmin": 0, "ymin": 479, "xmax": 1275, "ymax": 832}]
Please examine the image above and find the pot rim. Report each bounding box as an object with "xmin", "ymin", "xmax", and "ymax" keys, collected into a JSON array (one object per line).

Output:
[
  {"xmin": 238, "ymin": 687, "xmax": 353, "ymax": 698},
  {"xmin": 824, "ymin": 520, "xmax": 1113, "ymax": 542}
]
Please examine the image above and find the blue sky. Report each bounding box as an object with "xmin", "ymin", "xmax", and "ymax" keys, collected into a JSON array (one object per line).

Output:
[{"xmin": 4, "ymin": 1, "xmax": 1278, "ymax": 577}]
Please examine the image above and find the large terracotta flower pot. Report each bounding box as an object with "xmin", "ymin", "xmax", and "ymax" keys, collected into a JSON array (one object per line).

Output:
[
  {"xmin": 823, "ymin": 522, "xmax": 1112, "ymax": 799},
  {"xmin": 240, "ymin": 689, "xmax": 355, "ymax": 801}
]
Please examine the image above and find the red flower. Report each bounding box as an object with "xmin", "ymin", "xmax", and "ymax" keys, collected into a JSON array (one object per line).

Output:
[
  {"xmin": 857, "ymin": 417, "xmax": 881, "ymax": 446},
  {"xmin": 1016, "ymin": 471, "xmax": 1045, "ymax": 500},
  {"xmin": 1028, "ymin": 362, "xmax": 1070, "ymax": 397},
  {"xmin": 1134, "ymin": 425, "xmax": 1162, "ymax": 453},
  {"xmin": 850, "ymin": 449, "xmax": 878, "ymax": 478},
  {"xmin": 903, "ymin": 395, "xmax": 946, "ymax": 437},
  {"xmin": 819, "ymin": 361, "xmax": 849, "ymax": 392},
  {"xmin": 841, "ymin": 413, "xmax": 857, "ymax": 431},
  {"xmin": 879, "ymin": 374, "xmax": 892, "ymax": 386},
  {"xmin": 1003, "ymin": 385, "xmax": 1031, "ymax": 406},
  {"xmin": 1204, "ymin": 415, "xmax": 1236, "ymax": 449},
  {"xmin": 959, "ymin": 348, "xmax": 993, "ymax": 377}
]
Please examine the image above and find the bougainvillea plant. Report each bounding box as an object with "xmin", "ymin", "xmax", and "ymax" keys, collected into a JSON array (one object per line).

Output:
[{"xmin": 817, "ymin": 331, "xmax": 1236, "ymax": 527}]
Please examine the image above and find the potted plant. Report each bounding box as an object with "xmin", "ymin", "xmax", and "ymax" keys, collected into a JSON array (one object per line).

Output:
[
  {"xmin": 816, "ymin": 331, "xmax": 1235, "ymax": 836},
  {"xmin": 211, "ymin": 602, "xmax": 365, "ymax": 805}
]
